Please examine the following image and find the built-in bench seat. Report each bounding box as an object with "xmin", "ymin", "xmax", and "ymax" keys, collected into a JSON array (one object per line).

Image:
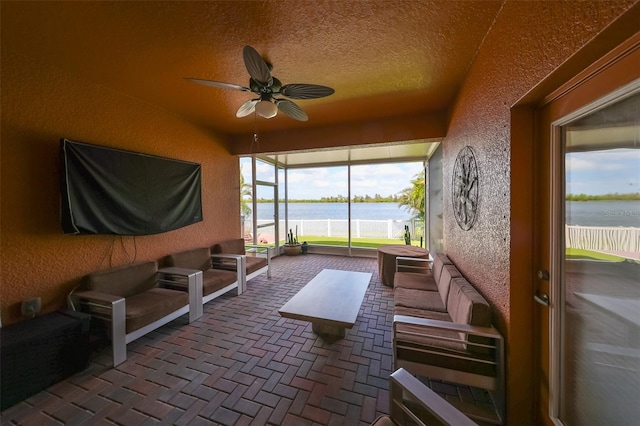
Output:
[
  {"xmin": 392, "ymin": 253, "xmax": 504, "ymax": 424},
  {"xmin": 69, "ymin": 260, "xmax": 202, "ymax": 366},
  {"xmin": 211, "ymin": 238, "xmax": 273, "ymax": 292},
  {"xmin": 165, "ymin": 247, "xmax": 242, "ymax": 304}
]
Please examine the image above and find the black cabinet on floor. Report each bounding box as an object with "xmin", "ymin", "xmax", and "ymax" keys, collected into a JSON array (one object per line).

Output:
[{"xmin": 0, "ymin": 310, "xmax": 91, "ymax": 411}]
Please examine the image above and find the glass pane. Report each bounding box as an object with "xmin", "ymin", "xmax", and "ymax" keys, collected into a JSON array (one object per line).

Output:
[
  {"xmin": 278, "ymin": 168, "xmax": 286, "ymax": 245},
  {"xmin": 255, "ymin": 184, "xmax": 276, "ymax": 244},
  {"xmin": 428, "ymin": 145, "xmax": 444, "ymax": 253},
  {"xmin": 240, "ymin": 157, "xmax": 253, "ymax": 240},
  {"xmin": 561, "ymin": 92, "xmax": 640, "ymax": 425},
  {"xmin": 255, "ymin": 158, "xmax": 275, "ymax": 183},
  {"xmin": 349, "ymin": 162, "xmax": 425, "ymax": 248},
  {"xmin": 283, "ymin": 166, "xmax": 348, "ymax": 246}
]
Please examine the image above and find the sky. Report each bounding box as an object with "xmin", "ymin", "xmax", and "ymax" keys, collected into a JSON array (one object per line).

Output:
[
  {"xmin": 241, "ymin": 146, "xmax": 639, "ymax": 200},
  {"xmin": 566, "ymin": 148, "xmax": 640, "ymax": 195},
  {"xmin": 241, "ymin": 158, "xmax": 424, "ymax": 200}
]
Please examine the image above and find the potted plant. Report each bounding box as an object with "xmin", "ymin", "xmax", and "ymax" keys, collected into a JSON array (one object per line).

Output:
[{"xmin": 283, "ymin": 227, "xmax": 302, "ymax": 256}]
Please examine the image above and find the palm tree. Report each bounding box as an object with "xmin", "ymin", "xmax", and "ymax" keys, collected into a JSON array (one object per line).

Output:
[
  {"xmin": 240, "ymin": 173, "xmax": 252, "ymax": 217},
  {"xmin": 397, "ymin": 170, "xmax": 425, "ymax": 220}
]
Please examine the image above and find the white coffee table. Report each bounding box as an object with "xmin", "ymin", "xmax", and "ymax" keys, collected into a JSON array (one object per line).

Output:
[{"xmin": 278, "ymin": 269, "xmax": 372, "ymax": 338}]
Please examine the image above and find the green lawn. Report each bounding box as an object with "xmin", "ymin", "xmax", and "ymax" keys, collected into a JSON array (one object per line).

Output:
[
  {"xmin": 270, "ymin": 240, "xmax": 630, "ymax": 261},
  {"xmin": 278, "ymin": 236, "xmax": 423, "ymax": 249},
  {"xmin": 565, "ymin": 248, "xmax": 627, "ymax": 262}
]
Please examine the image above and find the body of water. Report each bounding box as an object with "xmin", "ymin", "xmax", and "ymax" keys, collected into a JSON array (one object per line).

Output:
[
  {"xmin": 255, "ymin": 202, "xmax": 415, "ymax": 221},
  {"xmin": 567, "ymin": 201, "xmax": 640, "ymax": 227},
  {"xmin": 253, "ymin": 201, "xmax": 640, "ymax": 227}
]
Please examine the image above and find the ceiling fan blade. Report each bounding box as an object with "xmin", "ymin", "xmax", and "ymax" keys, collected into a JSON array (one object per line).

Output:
[
  {"xmin": 275, "ymin": 99, "xmax": 308, "ymax": 121},
  {"xmin": 236, "ymin": 99, "xmax": 258, "ymax": 118},
  {"xmin": 185, "ymin": 78, "xmax": 251, "ymax": 92},
  {"xmin": 243, "ymin": 45, "xmax": 273, "ymax": 87},
  {"xmin": 280, "ymin": 84, "xmax": 335, "ymax": 99}
]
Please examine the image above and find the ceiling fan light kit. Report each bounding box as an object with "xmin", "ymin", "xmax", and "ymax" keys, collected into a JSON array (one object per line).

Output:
[
  {"xmin": 255, "ymin": 99, "xmax": 278, "ymax": 119},
  {"xmin": 187, "ymin": 45, "xmax": 334, "ymax": 121}
]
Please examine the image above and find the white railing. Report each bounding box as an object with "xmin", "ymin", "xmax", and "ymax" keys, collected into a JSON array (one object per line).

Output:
[
  {"xmin": 566, "ymin": 225, "xmax": 640, "ymax": 254},
  {"xmin": 245, "ymin": 221, "xmax": 638, "ymax": 254},
  {"xmin": 245, "ymin": 218, "xmax": 424, "ymax": 241},
  {"xmin": 286, "ymin": 219, "xmax": 422, "ymax": 239}
]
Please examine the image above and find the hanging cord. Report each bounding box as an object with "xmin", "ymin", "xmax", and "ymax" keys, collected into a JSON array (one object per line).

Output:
[
  {"xmin": 99, "ymin": 235, "xmax": 116, "ymax": 268},
  {"xmin": 67, "ymin": 283, "xmax": 79, "ymax": 311},
  {"xmin": 132, "ymin": 236, "xmax": 138, "ymax": 262},
  {"xmin": 120, "ymin": 235, "xmax": 137, "ymax": 264},
  {"xmin": 69, "ymin": 235, "xmax": 115, "ymax": 311},
  {"xmin": 251, "ymin": 111, "xmax": 259, "ymax": 153}
]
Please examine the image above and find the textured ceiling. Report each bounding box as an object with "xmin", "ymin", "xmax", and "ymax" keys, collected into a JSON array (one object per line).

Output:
[{"xmin": 1, "ymin": 1, "xmax": 503, "ymax": 136}]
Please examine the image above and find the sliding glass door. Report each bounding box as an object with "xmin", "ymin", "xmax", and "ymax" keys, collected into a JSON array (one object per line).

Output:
[
  {"xmin": 555, "ymin": 88, "xmax": 640, "ymax": 425},
  {"xmin": 241, "ymin": 157, "xmax": 279, "ymax": 247}
]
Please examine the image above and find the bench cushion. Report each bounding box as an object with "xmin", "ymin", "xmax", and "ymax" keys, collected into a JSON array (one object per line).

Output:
[
  {"xmin": 432, "ymin": 253, "xmax": 453, "ymax": 284},
  {"xmin": 211, "ymin": 239, "xmax": 246, "ymax": 255},
  {"xmin": 447, "ymin": 277, "xmax": 492, "ymax": 353},
  {"xmin": 84, "ymin": 261, "xmax": 158, "ymax": 298},
  {"xmin": 246, "ymin": 256, "xmax": 268, "ymax": 275},
  {"xmin": 395, "ymin": 288, "xmax": 447, "ymax": 312},
  {"xmin": 201, "ymin": 269, "xmax": 237, "ymax": 295},
  {"xmin": 165, "ymin": 247, "xmax": 211, "ymax": 271},
  {"xmin": 166, "ymin": 248, "xmax": 238, "ymax": 297},
  {"xmin": 394, "ymin": 306, "xmax": 451, "ymax": 322},
  {"xmin": 436, "ymin": 265, "xmax": 462, "ymax": 306},
  {"xmin": 392, "ymin": 252, "xmax": 453, "ymax": 293},
  {"xmin": 393, "ymin": 271, "xmax": 438, "ymax": 291},
  {"xmin": 447, "ymin": 277, "xmax": 491, "ymax": 327},
  {"xmin": 395, "ymin": 322, "xmax": 466, "ymax": 352},
  {"xmin": 125, "ymin": 287, "xmax": 189, "ymax": 333},
  {"xmin": 211, "ymin": 240, "xmax": 268, "ymax": 278}
]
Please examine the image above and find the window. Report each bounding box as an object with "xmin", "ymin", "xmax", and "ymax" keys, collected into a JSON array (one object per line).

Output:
[{"xmin": 240, "ymin": 141, "xmax": 439, "ymax": 255}]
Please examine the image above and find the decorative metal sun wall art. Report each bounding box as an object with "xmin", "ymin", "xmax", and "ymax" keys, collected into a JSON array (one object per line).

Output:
[{"xmin": 452, "ymin": 146, "xmax": 479, "ymax": 230}]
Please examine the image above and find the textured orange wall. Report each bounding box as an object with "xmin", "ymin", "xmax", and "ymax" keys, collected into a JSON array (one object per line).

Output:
[
  {"xmin": 1, "ymin": 50, "xmax": 240, "ymax": 325},
  {"xmin": 442, "ymin": 1, "xmax": 638, "ymax": 422}
]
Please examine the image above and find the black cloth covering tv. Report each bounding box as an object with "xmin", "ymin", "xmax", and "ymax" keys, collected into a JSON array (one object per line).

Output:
[{"xmin": 60, "ymin": 139, "xmax": 202, "ymax": 235}]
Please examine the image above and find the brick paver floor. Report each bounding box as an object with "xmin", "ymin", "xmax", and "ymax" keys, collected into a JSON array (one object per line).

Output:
[{"xmin": 1, "ymin": 254, "xmax": 396, "ymax": 425}]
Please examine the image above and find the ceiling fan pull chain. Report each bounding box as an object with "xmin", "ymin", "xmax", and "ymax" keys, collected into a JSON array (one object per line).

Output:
[{"xmin": 251, "ymin": 112, "xmax": 259, "ymax": 153}]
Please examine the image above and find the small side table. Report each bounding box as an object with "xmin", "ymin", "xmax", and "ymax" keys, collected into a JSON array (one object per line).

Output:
[{"xmin": 377, "ymin": 245, "xmax": 430, "ymax": 287}]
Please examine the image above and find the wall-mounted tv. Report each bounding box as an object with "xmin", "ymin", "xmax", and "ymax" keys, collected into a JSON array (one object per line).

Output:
[{"xmin": 60, "ymin": 139, "xmax": 202, "ymax": 235}]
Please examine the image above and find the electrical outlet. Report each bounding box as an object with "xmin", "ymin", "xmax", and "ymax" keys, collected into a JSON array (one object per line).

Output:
[{"xmin": 21, "ymin": 297, "xmax": 41, "ymax": 318}]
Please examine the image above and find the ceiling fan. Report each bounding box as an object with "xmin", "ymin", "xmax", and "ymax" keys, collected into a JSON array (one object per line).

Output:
[{"xmin": 186, "ymin": 45, "xmax": 335, "ymax": 122}]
